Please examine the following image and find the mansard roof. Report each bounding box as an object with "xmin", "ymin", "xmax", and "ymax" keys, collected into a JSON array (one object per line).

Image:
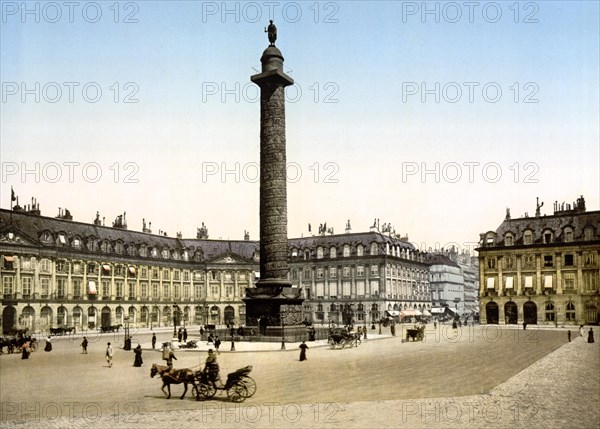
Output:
[
  {"xmin": 288, "ymin": 231, "xmax": 415, "ymax": 251},
  {"xmin": 0, "ymin": 209, "xmax": 417, "ymax": 260},
  {"xmin": 489, "ymin": 210, "xmax": 600, "ymax": 246},
  {"xmin": 0, "ymin": 209, "xmax": 258, "ymax": 262}
]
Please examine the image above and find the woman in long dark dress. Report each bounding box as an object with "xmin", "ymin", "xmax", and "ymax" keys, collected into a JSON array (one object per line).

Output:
[
  {"xmin": 299, "ymin": 341, "xmax": 308, "ymax": 361},
  {"xmin": 133, "ymin": 344, "xmax": 143, "ymax": 366},
  {"xmin": 44, "ymin": 336, "xmax": 52, "ymax": 352},
  {"xmin": 588, "ymin": 328, "xmax": 595, "ymax": 344}
]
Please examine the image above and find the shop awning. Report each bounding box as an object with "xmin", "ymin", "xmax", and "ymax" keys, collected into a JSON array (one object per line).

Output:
[
  {"xmin": 128, "ymin": 267, "xmax": 136, "ymax": 275},
  {"xmin": 102, "ymin": 264, "xmax": 111, "ymax": 271},
  {"xmin": 88, "ymin": 281, "xmax": 97, "ymax": 295},
  {"xmin": 386, "ymin": 310, "xmax": 400, "ymax": 317},
  {"xmin": 431, "ymin": 307, "xmax": 446, "ymax": 314},
  {"xmin": 422, "ymin": 309, "xmax": 432, "ymax": 316},
  {"xmin": 400, "ymin": 310, "xmax": 422, "ymax": 317},
  {"xmin": 254, "ymin": 271, "xmax": 260, "ymax": 279},
  {"xmin": 4, "ymin": 256, "xmax": 14, "ymax": 262}
]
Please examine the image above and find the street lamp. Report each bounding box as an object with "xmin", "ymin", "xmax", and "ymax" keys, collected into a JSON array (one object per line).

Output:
[{"xmin": 173, "ymin": 303, "xmax": 179, "ymax": 338}]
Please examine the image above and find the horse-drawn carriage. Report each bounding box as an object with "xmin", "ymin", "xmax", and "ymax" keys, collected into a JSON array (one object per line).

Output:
[
  {"xmin": 405, "ymin": 325, "xmax": 425, "ymax": 341},
  {"xmin": 0, "ymin": 329, "xmax": 38, "ymax": 354},
  {"xmin": 50, "ymin": 326, "xmax": 75, "ymax": 336},
  {"xmin": 150, "ymin": 363, "xmax": 256, "ymax": 403},
  {"xmin": 328, "ymin": 328, "xmax": 360, "ymax": 349}
]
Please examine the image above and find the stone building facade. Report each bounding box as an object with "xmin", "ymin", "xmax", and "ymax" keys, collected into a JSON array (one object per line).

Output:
[
  {"xmin": 478, "ymin": 196, "xmax": 600, "ymax": 325},
  {"xmin": 1, "ymin": 207, "xmax": 433, "ymax": 333}
]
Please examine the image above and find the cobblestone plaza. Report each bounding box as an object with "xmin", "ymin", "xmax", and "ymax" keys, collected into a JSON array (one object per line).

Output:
[{"xmin": 1, "ymin": 325, "xmax": 598, "ymax": 428}]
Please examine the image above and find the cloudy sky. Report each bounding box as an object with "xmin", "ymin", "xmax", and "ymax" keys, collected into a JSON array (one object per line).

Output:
[{"xmin": 2, "ymin": 1, "xmax": 598, "ymax": 252}]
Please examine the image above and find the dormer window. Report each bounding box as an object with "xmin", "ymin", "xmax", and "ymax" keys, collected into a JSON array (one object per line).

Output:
[
  {"xmin": 72, "ymin": 237, "xmax": 81, "ymax": 248},
  {"xmin": 584, "ymin": 226, "xmax": 594, "ymax": 241},
  {"xmin": 330, "ymin": 247, "xmax": 337, "ymax": 258},
  {"xmin": 504, "ymin": 234, "xmax": 514, "ymax": 246},
  {"xmin": 140, "ymin": 245, "xmax": 148, "ymax": 257},
  {"xmin": 58, "ymin": 234, "xmax": 66, "ymax": 245},
  {"xmin": 523, "ymin": 231, "xmax": 533, "ymax": 245},
  {"xmin": 563, "ymin": 227, "xmax": 573, "ymax": 243},
  {"xmin": 115, "ymin": 242, "xmax": 124, "ymax": 254},
  {"xmin": 151, "ymin": 248, "xmax": 158, "ymax": 258},
  {"xmin": 183, "ymin": 250, "xmax": 189, "ymax": 261},
  {"xmin": 100, "ymin": 241, "xmax": 110, "ymax": 253},
  {"xmin": 161, "ymin": 249, "xmax": 169, "ymax": 259},
  {"xmin": 343, "ymin": 244, "xmax": 350, "ymax": 257},
  {"xmin": 543, "ymin": 230, "xmax": 553, "ymax": 244},
  {"xmin": 357, "ymin": 245, "xmax": 364, "ymax": 256},
  {"xmin": 316, "ymin": 247, "xmax": 324, "ymax": 259},
  {"xmin": 370, "ymin": 243, "xmax": 378, "ymax": 256}
]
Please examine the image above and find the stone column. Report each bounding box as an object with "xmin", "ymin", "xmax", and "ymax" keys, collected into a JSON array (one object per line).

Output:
[
  {"xmin": 251, "ymin": 45, "xmax": 294, "ymax": 288},
  {"xmin": 243, "ymin": 24, "xmax": 303, "ymax": 329}
]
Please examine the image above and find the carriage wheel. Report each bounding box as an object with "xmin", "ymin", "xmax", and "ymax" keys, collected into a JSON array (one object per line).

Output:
[
  {"xmin": 227, "ymin": 381, "xmax": 248, "ymax": 403},
  {"xmin": 195, "ymin": 383, "xmax": 217, "ymax": 400},
  {"xmin": 240, "ymin": 376, "xmax": 256, "ymax": 397}
]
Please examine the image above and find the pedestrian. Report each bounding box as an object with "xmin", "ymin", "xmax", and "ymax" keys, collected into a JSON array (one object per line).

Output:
[
  {"xmin": 567, "ymin": 330, "xmax": 571, "ymax": 342},
  {"xmin": 81, "ymin": 336, "xmax": 88, "ymax": 354},
  {"xmin": 106, "ymin": 342, "xmax": 114, "ymax": 367},
  {"xmin": 21, "ymin": 341, "xmax": 30, "ymax": 360},
  {"xmin": 199, "ymin": 326, "xmax": 205, "ymax": 340},
  {"xmin": 433, "ymin": 320, "xmax": 437, "ymax": 329},
  {"xmin": 151, "ymin": 333, "xmax": 156, "ymax": 349},
  {"xmin": 299, "ymin": 341, "xmax": 308, "ymax": 361},
  {"xmin": 214, "ymin": 336, "xmax": 221, "ymax": 354},
  {"xmin": 579, "ymin": 325, "xmax": 584, "ymax": 337},
  {"xmin": 207, "ymin": 333, "xmax": 214, "ymax": 345},
  {"xmin": 44, "ymin": 336, "xmax": 52, "ymax": 352},
  {"xmin": 177, "ymin": 328, "xmax": 182, "ymax": 342},
  {"xmin": 183, "ymin": 328, "xmax": 188, "ymax": 342},
  {"xmin": 390, "ymin": 324, "xmax": 396, "ymax": 336},
  {"xmin": 523, "ymin": 322, "xmax": 527, "ymax": 330},
  {"xmin": 133, "ymin": 343, "xmax": 143, "ymax": 367},
  {"xmin": 588, "ymin": 328, "xmax": 595, "ymax": 344},
  {"xmin": 165, "ymin": 347, "xmax": 177, "ymax": 370}
]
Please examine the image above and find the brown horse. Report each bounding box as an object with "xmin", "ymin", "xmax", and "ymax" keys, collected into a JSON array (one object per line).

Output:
[{"xmin": 150, "ymin": 363, "xmax": 195, "ymax": 399}]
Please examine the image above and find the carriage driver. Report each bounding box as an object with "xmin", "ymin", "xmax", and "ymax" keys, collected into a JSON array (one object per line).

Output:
[{"xmin": 204, "ymin": 349, "xmax": 219, "ymax": 386}]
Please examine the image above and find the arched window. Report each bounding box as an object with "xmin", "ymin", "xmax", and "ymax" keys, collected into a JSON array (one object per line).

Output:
[
  {"xmin": 545, "ymin": 302, "xmax": 555, "ymax": 322},
  {"xmin": 566, "ymin": 302, "xmax": 576, "ymax": 321},
  {"xmin": 316, "ymin": 246, "xmax": 323, "ymax": 259},
  {"xmin": 523, "ymin": 230, "xmax": 533, "ymax": 245},
  {"xmin": 370, "ymin": 243, "xmax": 378, "ymax": 256},
  {"xmin": 357, "ymin": 245, "xmax": 364, "ymax": 256},
  {"xmin": 543, "ymin": 230, "xmax": 554, "ymax": 244},
  {"xmin": 584, "ymin": 226, "xmax": 595, "ymax": 241},
  {"xmin": 563, "ymin": 227, "xmax": 574, "ymax": 243},
  {"xmin": 330, "ymin": 247, "xmax": 337, "ymax": 258},
  {"xmin": 504, "ymin": 233, "xmax": 514, "ymax": 246},
  {"xmin": 343, "ymin": 244, "xmax": 350, "ymax": 257}
]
